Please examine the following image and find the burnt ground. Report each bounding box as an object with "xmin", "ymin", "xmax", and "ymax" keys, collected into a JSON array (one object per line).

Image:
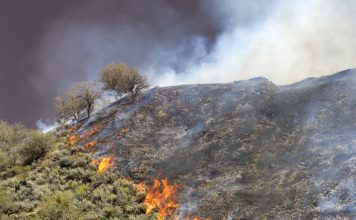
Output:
[{"xmin": 78, "ymin": 69, "xmax": 356, "ymax": 219}]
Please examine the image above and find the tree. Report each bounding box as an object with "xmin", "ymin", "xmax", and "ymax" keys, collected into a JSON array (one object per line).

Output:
[
  {"xmin": 100, "ymin": 63, "xmax": 149, "ymax": 99},
  {"xmin": 55, "ymin": 93, "xmax": 84, "ymax": 123},
  {"xmin": 70, "ymin": 82, "xmax": 101, "ymax": 118},
  {"xmin": 55, "ymin": 82, "xmax": 101, "ymax": 123}
]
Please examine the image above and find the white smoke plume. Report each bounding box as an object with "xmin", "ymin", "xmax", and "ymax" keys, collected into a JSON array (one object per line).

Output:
[
  {"xmin": 33, "ymin": 0, "xmax": 356, "ymax": 123},
  {"xmin": 153, "ymin": 0, "xmax": 356, "ymax": 85},
  {"xmin": 36, "ymin": 118, "xmax": 57, "ymax": 133}
]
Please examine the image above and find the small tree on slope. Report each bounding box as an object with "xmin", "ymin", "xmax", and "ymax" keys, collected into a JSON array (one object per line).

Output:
[
  {"xmin": 55, "ymin": 82, "xmax": 101, "ymax": 123},
  {"xmin": 100, "ymin": 63, "xmax": 149, "ymax": 99}
]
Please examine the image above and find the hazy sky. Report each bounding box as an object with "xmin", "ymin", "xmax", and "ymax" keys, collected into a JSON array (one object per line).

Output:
[
  {"xmin": 0, "ymin": 0, "xmax": 219, "ymax": 127},
  {"xmin": 1, "ymin": 0, "xmax": 355, "ymax": 127}
]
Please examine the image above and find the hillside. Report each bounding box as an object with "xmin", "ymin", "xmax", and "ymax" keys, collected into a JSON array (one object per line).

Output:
[
  {"xmin": 76, "ymin": 69, "xmax": 356, "ymax": 219},
  {"xmin": 0, "ymin": 122, "xmax": 152, "ymax": 219}
]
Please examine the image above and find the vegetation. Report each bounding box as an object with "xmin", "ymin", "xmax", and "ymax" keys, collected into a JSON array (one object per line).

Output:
[
  {"xmin": 100, "ymin": 63, "xmax": 149, "ymax": 98},
  {"xmin": 55, "ymin": 82, "xmax": 101, "ymax": 124},
  {"xmin": 0, "ymin": 120, "xmax": 152, "ymax": 219},
  {"xmin": 55, "ymin": 63, "xmax": 149, "ymax": 124}
]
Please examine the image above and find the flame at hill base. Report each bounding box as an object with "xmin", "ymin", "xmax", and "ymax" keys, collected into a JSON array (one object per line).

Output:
[
  {"xmin": 92, "ymin": 156, "xmax": 113, "ymax": 174},
  {"xmin": 185, "ymin": 217, "xmax": 211, "ymax": 220},
  {"xmin": 82, "ymin": 124, "xmax": 103, "ymax": 139},
  {"xmin": 66, "ymin": 135, "xmax": 78, "ymax": 146},
  {"xmin": 85, "ymin": 140, "xmax": 97, "ymax": 149},
  {"xmin": 143, "ymin": 178, "xmax": 181, "ymax": 220},
  {"xmin": 68, "ymin": 124, "xmax": 81, "ymax": 133}
]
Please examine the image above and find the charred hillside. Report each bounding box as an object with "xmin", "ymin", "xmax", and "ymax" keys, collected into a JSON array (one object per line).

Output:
[{"xmin": 77, "ymin": 69, "xmax": 356, "ymax": 219}]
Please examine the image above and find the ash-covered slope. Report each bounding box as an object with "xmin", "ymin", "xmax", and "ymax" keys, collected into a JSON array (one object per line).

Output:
[{"xmin": 79, "ymin": 69, "xmax": 356, "ymax": 219}]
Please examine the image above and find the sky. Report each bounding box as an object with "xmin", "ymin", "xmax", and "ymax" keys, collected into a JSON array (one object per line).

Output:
[{"xmin": 0, "ymin": 0, "xmax": 356, "ymax": 127}]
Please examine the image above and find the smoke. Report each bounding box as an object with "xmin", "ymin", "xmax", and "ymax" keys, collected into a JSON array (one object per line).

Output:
[
  {"xmin": 33, "ymin": 0, "xmax": 218, "ymax": 94},
  {"xmin": 36, "ymin": 118, "xmax": 56, "ymax": 133},
  {"xmin": 34, "ymin": 0, "xmax": 356, "ymax": 123},
  {"xmin": 153, "ymin": 0, "xmax": 356, "ymax": 85}
]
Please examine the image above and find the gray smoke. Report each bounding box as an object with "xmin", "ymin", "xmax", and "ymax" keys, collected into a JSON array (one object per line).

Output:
[
  {"xmin": 155, "ymin": 0, "xmax": 356, "ymax": 85},
  {"xmin": 33, "ymin": 0, "xmax": 217, "ymax": 94},
  {"xmin": 34, "ymin": 0, "xmax": 356, "ymax": 125}
]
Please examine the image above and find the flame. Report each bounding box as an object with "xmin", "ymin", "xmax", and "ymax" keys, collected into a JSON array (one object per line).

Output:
[
  {"xmin": 144, "ymin": 178, "xmax": 180, "ymax": 220},
  {"xmin": 134, "ymin": 182, "xmax": 148, "ymax": 193},
  {"xmin": 68, "ymin": 124, "xmax": 81, "ymax": 133},
  {"xmin": 66, "ymin": 135, "xmax": 78, "ymax": 146},
  {"xmin": 97, "ymin": 156, "xmax": 113, "ymax": 174},
  {"xmin": 118, "ymin": 128, "xmax": 130, "ymax": 138},
  {"xmin": 85, "ymin": 140, "xmax": 97, "ymax": 149},
  {"xmin": 185, "ymin": 217, "xmax": 211, "ymax": 220},
  {"xmin": 82, "ymin": 125, "xmax": 103, "ymax": 139}
]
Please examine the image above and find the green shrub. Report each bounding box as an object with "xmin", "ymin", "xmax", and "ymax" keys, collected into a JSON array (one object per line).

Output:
[
  {"xmin": 0, "ymin": 189, "xmax": 15, "ymax": 214},
  {"xmin": 100, "ymin": 63, "xmax": 149, "ymax": 98},
  {"xmin": 0, "ymin": 120, "xmax": 150, "ymax": 219},
  {"xmin": 0, "ymin": 148, "xmax": 11, "ymax": 171},
  {"xmin": 37, "ymin": 191, "xmax": 85, "ymax": 220},
  {"xmin": 19, "ymin": 131, "xmax": 54, "ymax": 165}
]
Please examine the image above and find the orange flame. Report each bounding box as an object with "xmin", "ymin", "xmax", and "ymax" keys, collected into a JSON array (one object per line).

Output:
[
  {"xmin": 66, "ymin": 135, "xmax": 78, "ymax": 146},
  {"xmin": 185, "ymin": 217, "xmax": 211, "ymax": 220},
  {"xmin": 68, "ymin": 124, "xmax": 81, "ymax": 133},
  {"xmin": 134, "ymin": 182, "xmax": 148, "ymax": 193},
  {"xmin": 118, "ymin": 128, "xmax": 130, "ymax": 138},
  {"xmin": 97, "ymin": 156, "xmax": 113, "ymax": 174},
  {"xmin": 144, "ymin": 178, "xmax": 181, "ymax": 220},
  {"xmin": 85, "ymin": 140, "xmax": 97, "ymax": 149},
  {"xmin": 82, "ymin": 125, "xmax": 103, "ymax": 139}
]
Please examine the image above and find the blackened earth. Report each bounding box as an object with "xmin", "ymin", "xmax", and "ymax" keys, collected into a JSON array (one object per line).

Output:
[{"xmin": 78, "ymin": 69, "xmax": 356, "ymax": 219}]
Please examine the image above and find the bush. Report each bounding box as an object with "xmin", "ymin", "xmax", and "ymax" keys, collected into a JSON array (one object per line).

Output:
[
  {"xmin": 0, "ymin": 189, "xmax": 14, "ymax": 214},
  {"xmin": 19, "ymin": 131, "xmax": 54, "ymax": 165},
  {"xmin": 100, "ymin": 63, "xmax": 149, "ymax": 98},
  {"xmin": 0, "ymin": 149, "xmax": 11, "ymax": 171},
  {"xmin": 0, "ymin": 120, "xmax": 42, "ymax": 170},
  {"xmin": 0, "ymin": 121, "xmax": 151, "ymax": 219},
  {"xmin": 37, "ymin": 191, "xmax": 85, "ymax": 220}
]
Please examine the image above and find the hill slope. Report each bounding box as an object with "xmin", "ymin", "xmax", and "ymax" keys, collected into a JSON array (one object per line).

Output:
[{"xmin": 78, "ymin": 69, "xmax": 356, "ymax": 219}]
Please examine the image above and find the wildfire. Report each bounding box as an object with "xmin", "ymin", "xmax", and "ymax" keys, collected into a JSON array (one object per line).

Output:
[
  {"xmin": 134, "ymin": 182, "xmax": 148, "ymax": 193},
  {"xmin": 95, "ymin": 156, "xmax": 113, "ymax": 174},
  {"xmin": 85, "ymin": 140, "xmax": 97, "ymax": 149},
  {"xmin": 82, "ymin": 125, "xmax": 103, "ymax": 139},
  {"xmin": 185, "ymin": 217, "xmax": 211, "ymax": 220},
  {"xmin": 66, "ymin": 135, "xmax": 78, "ymax": 146},
  {"xmin": 144, "ymin": 178, "xmax": 181, "ymax": 220},
  {"xmin": 68, "ymin": 124, "xmax": 81, "ymax": 133},
  {"xmin": 118, "ymin": 128, "xmax": 130, "ymax": 138}
]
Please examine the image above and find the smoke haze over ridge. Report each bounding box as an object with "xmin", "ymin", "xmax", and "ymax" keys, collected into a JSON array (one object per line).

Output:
[
  {"xmin": 0, "ymin": 0, "xmax": 355, "ymax": 126},
  {"xmin": 154, "ymin": 0, "xmax": 356, "ymax": 85}
]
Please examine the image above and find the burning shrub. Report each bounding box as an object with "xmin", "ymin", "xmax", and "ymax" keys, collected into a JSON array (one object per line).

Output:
[
  {"xmin": 82, "ymin": 124, "xmax": 103, "ymax": 139},
  {"xmin": 100, "ymin": 63, "xmax": 149, "ymax": 99},
  {"xmin": 67, "ymin": 134, "xmax": 78, "ymax": 146},
  {"xmin": 93, "ymin": 156, "xmax": 113, "ymax": 174},
  {"xmin": 85, "ymin": 140, "xmax": 97, "ymax": 149},
  {"xmin": 144, "ymin": 178, "xmax": 181, "ymax": 220}
]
